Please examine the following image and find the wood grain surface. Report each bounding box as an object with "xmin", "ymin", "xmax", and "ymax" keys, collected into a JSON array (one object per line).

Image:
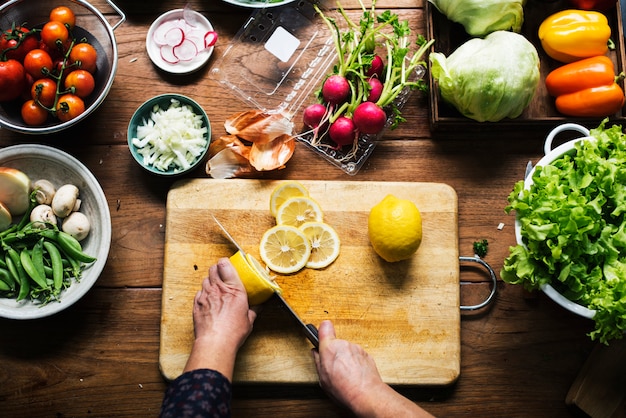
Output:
[
  {"xmin": 161, "ymin": 179, "xmax": 460, "ymax": 384},
  {"xmin": 0, "ymin": 0, "xmax": 617, "ymax": 417}
]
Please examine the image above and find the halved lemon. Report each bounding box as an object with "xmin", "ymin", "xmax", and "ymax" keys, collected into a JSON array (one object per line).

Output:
[
  {"xmin": 259, "ymin": 225, "xmax": 311, "ymax": 274},
  {"xmin": 269, "ymin": 181, "xmax": 309, "ymax": 217},
  {"xmin": 275, "ymin": 196, "xmax": 323, "ymax": 227},
  {"xmin": 229, "ymin": 250, "xmax": 281, "ymax": 305},
  {"xmin": 299, "ymin": 221, "xmax": 341, "ymax": 269}
]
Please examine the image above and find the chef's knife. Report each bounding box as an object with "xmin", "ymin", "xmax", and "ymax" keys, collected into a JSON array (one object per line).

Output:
[{"xmin": 211, "ymin": 214, "xmax": 320, "ymax": 348}]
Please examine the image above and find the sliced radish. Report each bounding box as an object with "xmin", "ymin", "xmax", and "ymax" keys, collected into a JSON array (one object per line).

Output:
[
  {"xmin": 163, "ymin": 27, "xmax": 185, "ymax": 47},
  {"xmin": 160, "ymin": 45, "xmax": 179, "ymax": 64},
  {"xmin": 204, "ymin": 31, "xmax": 218, "ymax": 48},
  {"xmin": 183, "ymin": 4, "xmax": 200, "ymax": 28},
  {"xmin": 153, "ymin": 20, "xmax": 180, "ymax": 46},
  {"xmin": 173, "ymin": 39, "xmax": 198, "ymax": 61}
]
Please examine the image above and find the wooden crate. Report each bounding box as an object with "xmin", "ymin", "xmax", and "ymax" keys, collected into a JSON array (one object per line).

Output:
[{"xmin": 426, "ymin": 1, "xmax": 626, "ymax": 133}]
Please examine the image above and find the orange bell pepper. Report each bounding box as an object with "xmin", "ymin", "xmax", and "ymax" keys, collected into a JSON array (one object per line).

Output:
[
  {"xmin": 538, "ymin": 9, "xmax": 611, "ymax": 63},
  {"xmin": 545, "ymin": 55, "xmax": 625, "ymax": 117}
]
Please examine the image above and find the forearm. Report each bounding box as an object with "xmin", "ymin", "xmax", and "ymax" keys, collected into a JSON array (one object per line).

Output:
[
  {"xmin": 183, "ymin": 336, "xmax": 238, "ymax": 381},
  {"xmin": 349, "ymin": 383, "xmax": 435, "ymax": 418}
]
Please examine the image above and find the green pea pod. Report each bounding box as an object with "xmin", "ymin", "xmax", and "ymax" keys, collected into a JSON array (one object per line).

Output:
[
  {"xmin": 39, "ymin": 230, "xmax": 96, "ymax": 264},
  {"xmin": 4, "ymin": 253, "xmax": 19, "ymax": 289},
  {"xmin": 0, "ymin": 277, "xmax": 10, "ymax": 292},
  {"xmin": 43, "ymin": 241, "xmax": 64, "ymax": 291},
  {"xmin": 8, "ymin": 248, "xmax": 30, "ymax": 301},
  {"xmin": 0, "ymin": 268, "xmax": 14, "ymax": 292},
  {"xmin": 20, "ymin": 249, "xmax": 49, "ymax": 290},
  {"xmin": 32, "ymin": 239, "xmax": 46, "ymax": 283}
]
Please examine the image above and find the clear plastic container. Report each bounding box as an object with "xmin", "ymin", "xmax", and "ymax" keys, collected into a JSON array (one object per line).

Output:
[{"xmin": 210, "ymin": 0, "xmax": 422, "ymax": 175}]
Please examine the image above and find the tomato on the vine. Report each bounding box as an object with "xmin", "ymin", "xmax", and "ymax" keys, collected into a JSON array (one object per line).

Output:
[
  {"xmin": 23, "ymin": 49, "xmax": 53, "ymax": 79},
  {"xmin": 0, "ymin": 59, "xmax": 26, "ymax": 102},
  {"xmin": 56, "ymin": 93, "xmax": 84, "ymax": 122},
  {"xmin": 69, "ymin": 43, "xmax": 98, "ymax": 73},
  {"xmin": 1, "ymin": 26, "xmax": 39, "ymax": 62},
  {"xmin": 64, "ymin": 70, "xmax": 95, "ymax": 98},
  {"xmin": 49, "ymin": 6, "xmax": 76, "ymax": 29},
  {"xmin": 21, "ymin": 99, "xmax": 48, "ymax": 126},
  {"xmin": 31, "ymin": 78, "xmax": 57, "ymax": 108},
  {"xmin": 41, "ymin": 21, "xmax": 70, "ymax": 52}
]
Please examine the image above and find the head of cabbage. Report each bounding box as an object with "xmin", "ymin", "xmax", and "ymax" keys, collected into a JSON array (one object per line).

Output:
[
  {"xmin": 428, "ymin": 0, "xmax": 526, "ymax": 37},
  {"xmin": 429, "ymin": 31, "xmax": 540, "ymax": 123}
]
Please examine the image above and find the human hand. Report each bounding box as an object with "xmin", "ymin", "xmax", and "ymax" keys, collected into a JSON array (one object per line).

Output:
[
  {"xmin": 312, "ymin": 320, "xmax": 385, "ymax": 413},
  {"xmin": 312, "ymin": 320, "xmax": 436, "ymax": 418},
  {"xmin": 183, "ymin": 257, "xmax": 258, "ymax": 379}
]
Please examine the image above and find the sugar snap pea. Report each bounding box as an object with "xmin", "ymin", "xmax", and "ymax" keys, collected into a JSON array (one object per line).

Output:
[
  {"xmin": 0, "ymin": 268, "xmax": 14, "ymax": 292},
  {"xmin": 43, "ymin": 241, "xmax": 64, "ymax": 291},
  {"xmin": 20, "ymin": 249, "xmax": 49, "ymax": 290}
]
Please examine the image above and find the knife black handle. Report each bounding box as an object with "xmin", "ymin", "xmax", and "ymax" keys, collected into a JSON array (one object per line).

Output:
[{"xmin": 304, "ymin": 323, "xmax": 319, "ymax": 348}]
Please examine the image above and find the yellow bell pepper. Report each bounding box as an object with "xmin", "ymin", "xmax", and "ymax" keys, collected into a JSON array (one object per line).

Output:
[{"xmin": 538, "ymin": 9, "xmax": 611, "ymax": 63}]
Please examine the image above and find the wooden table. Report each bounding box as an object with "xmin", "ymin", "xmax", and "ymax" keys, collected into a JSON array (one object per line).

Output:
[{"xmin": 0, "ymin": 0, "xmax": 611, "ymax": 416}]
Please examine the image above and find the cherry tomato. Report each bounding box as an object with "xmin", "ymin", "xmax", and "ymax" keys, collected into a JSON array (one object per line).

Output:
[
  {"xmin": 1, "ymin": 26, "xmax": 39, "ymax": 62},
  {"xmin": 23, "ymin": 49, "xmax": 54, "ymax": 79},
  {"xmin": 21, "ymin": 100, "xmax": 49, "ymax": 126},
  {"xmin": 41, "ymin": 21, "xmax": 70, "ymax": 52},
  {"xmin": 64, "ymin": 70, "xmax": 95, "ymax": 98},
  {"xmin": 69, "ymin": 43, "xmax": 98, "ymax": 73},
  {"xmin": 0, "ymin": 59, "xmax": 26, "ymax": 102},
  {"xmin": 56, "ymin": 94, "xmax": 85, "ymax": 122},
  {"xmin": 31, "ymin": 78, "xmax": 57, "ymax": 108},
  {"xmin": 49, "ymin": 6, "xmax": 76, "ymax": 29}
]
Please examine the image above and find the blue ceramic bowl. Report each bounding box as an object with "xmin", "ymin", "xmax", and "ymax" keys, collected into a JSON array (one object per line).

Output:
[{"xmin": 127, "ymin": 94, "xmax": 211, "ymax": 176}]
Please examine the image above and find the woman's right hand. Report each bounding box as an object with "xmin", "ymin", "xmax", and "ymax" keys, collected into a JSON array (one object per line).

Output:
[{"xmin": 312, "ymin": 320, "xmax": 435, "ymax": 418}]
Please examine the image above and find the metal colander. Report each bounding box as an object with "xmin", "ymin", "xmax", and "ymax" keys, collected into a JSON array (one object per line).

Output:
[{"xmin": 0, "ymin": 0, "xmax": 125, "ymax": 134}]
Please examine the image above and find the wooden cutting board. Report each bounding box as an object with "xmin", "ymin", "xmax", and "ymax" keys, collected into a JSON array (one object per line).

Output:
[{"xmin": 160, "ymin": 179, "xmax": 460, "ymax": 385}]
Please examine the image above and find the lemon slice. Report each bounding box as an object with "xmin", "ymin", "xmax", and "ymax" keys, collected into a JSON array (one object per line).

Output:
[
  {"xmin": 269, "ymin": 181, "xmax": 310, "ymax": 217},
  {"xmin": 299, "ymin": 222, "xmax": 341, "ymax": 269},
  {"xmin": 259, "ymin": 225, "xmax": 311, "ymax": 274},
  {"xmin": 229, "ymin": 250, "xmax": 281, "ymax": 305},
  {"xmin": 275, "ymin": 196, "xmax": 323, "ymax": 227}
]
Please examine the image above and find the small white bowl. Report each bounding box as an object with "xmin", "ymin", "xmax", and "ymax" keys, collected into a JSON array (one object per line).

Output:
[
  {"xmin": 146, "ymin": 9, "xmax": 216, "ymax": 75},
  {"xmin": 222, "ymin": 0, "xmax": 297, "ymax": 8},
  {"xmin": 0, "ymin": 145, "xmax": 111, "ymax": 319}
]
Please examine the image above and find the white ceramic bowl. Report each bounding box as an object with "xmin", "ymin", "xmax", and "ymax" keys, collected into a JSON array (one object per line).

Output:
[
  {"xmin": 146, "ymin": 9, "xmax": 215, "ymax": 74},
  {"xmin": 0, "ymin": 145, "xmax": 111, "ymax": 319},
  {"xmin": 516, "ymin": 123, "xmax": 596, "ymax": 319}
]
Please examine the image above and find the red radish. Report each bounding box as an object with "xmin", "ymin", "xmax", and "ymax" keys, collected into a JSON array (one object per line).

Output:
[
  {"xmin": 204, "ymin": 31, "xmax": 218, "ymax": 48},
  {"xmin": 353, "ymin": 101, "xmax": 386, "ymax": 134},
  {"xmin": 160, "ymin": 46, "xmax": 178, "ymax": 64},
  {"xmin": 366, "ymin": 77, "xmax": 383, "ymax": 102},
  {"xmin": 365, "ymin": 55, "xmax": 384, "ymax": 78},
  {"xmin": 329, "ymin": 116, "xmax": 357, "ymax": 146},
  {"xmin": 303, "ymin": 103, "xmax": 327, "ymax": 128},
  {"xmin": 322, "ymin": 75, "xmax": 350, "ymax": 105}
]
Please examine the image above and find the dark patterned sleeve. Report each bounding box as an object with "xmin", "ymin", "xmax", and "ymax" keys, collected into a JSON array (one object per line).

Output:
[{"xmin": 160, "ymin": 369, "xmax": 232, "ymax": 418}]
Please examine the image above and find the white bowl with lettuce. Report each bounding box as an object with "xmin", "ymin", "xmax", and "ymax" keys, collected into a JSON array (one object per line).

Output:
[{"xmin": 502, "ymin": 122, "xmax": 626, "ymax": 344}]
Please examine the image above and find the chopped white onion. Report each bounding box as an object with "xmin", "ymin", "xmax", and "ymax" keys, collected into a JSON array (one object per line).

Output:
[{"xmin": 131, "ymin": 98, "xmax": 209, "ymax": 173}]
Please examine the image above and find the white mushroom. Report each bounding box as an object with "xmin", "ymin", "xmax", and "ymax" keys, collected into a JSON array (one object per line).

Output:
[
  {"xmin": 62, "ymin": 212, "xmax": 90, "ymax": 241},
  {"xmin": 32, "ymin": 179, "xmax": 56, "ymax": 205},
  {"xmin": 51, "ymin": 184, "xmax": 79, "ymax": 218},
  {"xmin": 30, "ymin": 204, "xmax": 57, "ymax": 229}
]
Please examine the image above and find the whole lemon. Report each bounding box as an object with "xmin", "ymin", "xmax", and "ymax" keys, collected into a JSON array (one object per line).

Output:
[{"xmin": 368, "ymin": 194, "xmax": 422, "ymax": 262}]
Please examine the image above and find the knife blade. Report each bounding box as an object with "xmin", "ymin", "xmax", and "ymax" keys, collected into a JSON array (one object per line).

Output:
[
  {"xmin": 274, "ymin": 292, "xmax": 319, "ymax": 348},
  {"xmin": 524, "ymin": 160, "xmax": 534, "ymax": 180},
  {"xmin": 211, "ymin": 214, "xmax": 245, "ymax": 255},
  {"xmin": 210, "ymin": 214, "xmax": 319, "ymax": 348}
]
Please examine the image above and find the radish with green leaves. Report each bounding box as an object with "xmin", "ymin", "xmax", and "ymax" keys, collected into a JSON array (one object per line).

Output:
[{"xmin": 304, "ymin": 0, "xmax": 434, "ymax": 150}]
